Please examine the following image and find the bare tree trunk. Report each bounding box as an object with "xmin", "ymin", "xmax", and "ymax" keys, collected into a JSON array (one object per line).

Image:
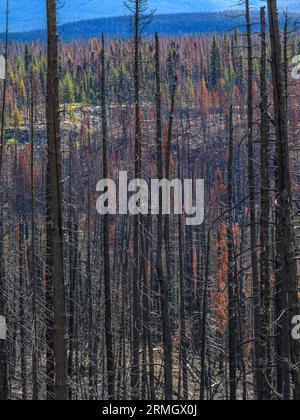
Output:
[
  {"xmin": 164, "ymin": 73, "xmax": 177, "ymax": 279},
  {"xmin": 86, "ymin": 120, "xmax": 94, "ymax": 399},
  {"xmin": 0, "ymin": 0, "xmax": 9, "ymax": 401},
  {"xmin": 178, "ymin": 211, "xmax": 188, "ymax": 400},
  {"xmin": 131, "ymin": 0, "xmax": 143, "ymax": 400},
  {"xmin": 227, "ymin": 105, "xmax": 237, "ymax": 401},
  {"xmin": 30, "ymin": 62, "xmax": 39, "ymax": 401},
  {"xmin": 282, "ymin": 9, "xmax": 300, "ymax": 401},
  {"xmin": 67, "ymin": 134, "xmax": 77, "ymax": 400},
  {"xmin": 267, "ymin": 0, "xmax": 300, "ymax": 400},
  {"xmin": 140, "ymin": 218, "xmax": 155, "ymax": 400},
  {"xmin": 200, "ymin": 226, "xmax": 210, "ymax": 400},
  {"xmin": 101, "ymin": 34, "xmax": 115, "ymax": 400},
  {"xmin": 19, "ymin": 221, "xmax": 27, "ymax": 400},
  {"xmin": 155, "ymin": 33, "xmax": 173, "ymax": 400},
  {"xmin": 46, "ymin": 0, "xmax": 68, "ymax": 400},
  {"xmin": 245, "ymin": 0, "xmax": 261, "ymax": 399},
  {"xmin": 259, "ymin": 6, "xmax": 271, "ymax": 401}
]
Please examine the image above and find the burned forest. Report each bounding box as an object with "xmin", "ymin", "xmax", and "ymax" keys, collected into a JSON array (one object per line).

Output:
[{"xmin": 0, "ymin": 0, "xmax": 300, "ymax": 401}]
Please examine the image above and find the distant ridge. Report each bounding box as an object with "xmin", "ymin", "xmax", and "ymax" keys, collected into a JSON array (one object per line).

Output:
[
  {"xmin": 0, "ymin": 0, "xmax": 297, "ymax": 33},
  {"xmin": 2, "ymin": 11, "xmax": 300, "ymax": 42}
]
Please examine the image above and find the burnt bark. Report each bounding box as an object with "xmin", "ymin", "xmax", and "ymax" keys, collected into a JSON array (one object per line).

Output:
[
  {"xmin": 267, "ymin": 0, "xmax": 299, "ymax": 400},
  {"xmin": 245, "ymin": 0, "xmax": 261, "ymax": 399},
  {"xmin": 46, "ymin": 0, "xmax": 68, "ymax": 400},
  {"xmin": 101, "ymin": 34, "xmax": 115, "ymax": 400},
  {"xmin": 227, "ymin": 105, "xmax": 237, "ymax": 401},
  {"xmin": 259, "ymin": 6, "xmax": 271, "ymax": 401}
]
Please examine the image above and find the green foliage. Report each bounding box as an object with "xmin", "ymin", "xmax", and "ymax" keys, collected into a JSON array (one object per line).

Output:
[
  {"xmin": 60, "ymin": 72, "xmax": 75, "ymax": 104},
  {"xmin": 5, "ymin": 138, "xmax": 16, "ymax": 147},
  {"xmin": 24, "ymin": 44, "xmax": 31, "ymax": 72},
  {"xmin": 210, "ymin": 34, "xmax": 222, "ymax": 89},
  {"xmin": 12, "ymin": 107, "xmax": 23, "ymax": 127}
]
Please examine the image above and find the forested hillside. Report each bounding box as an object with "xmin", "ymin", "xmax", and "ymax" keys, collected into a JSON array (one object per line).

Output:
[
  {"xmin": 0, "ymin": 0, "xmax": 298, "ymax": 32},
  {"xmin": 4, "ymin": 11, "xmax": 300, "ymax": 42},
  {"xmin": 0, "ymin": 0, "xmax": 300, "ymax": 402}
]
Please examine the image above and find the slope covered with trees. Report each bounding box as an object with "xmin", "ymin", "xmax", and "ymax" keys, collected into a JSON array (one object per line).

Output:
[
  {"xmin": 1, "ymin": 0, "xmax": 298, "ymax": 32},
  {"xmin": 4, "ymin": 11, "xmax": 300, "ymax": 42}
]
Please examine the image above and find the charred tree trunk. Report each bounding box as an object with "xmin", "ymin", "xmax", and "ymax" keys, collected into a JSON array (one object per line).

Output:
[
  {"xmin": 19, "ymin": 221, "xmax": 27, "ymax": 400},
  {"xmin": 86, "ymin": 120, "xmax": 94, "ymax": 399},
  {"xmin": 259, "ymin": 7, "xmax": 271, "ymax": 401},
  {"xmin": 164, "ymin": 74, "xmax": 177, "ymax": 280},
  {"xmin": 131, "ymin": 0, "xmax": 143, "ymax": 400},
  {"xmin": 30, "ymin": 62, "xmax": 39, "ymax": 401},
  {"xmin": 227, "ymin": 105, "xmax": 237, "ymax": 401},
  {"xmin": 67, "ymin": 133, "xmax": 78, "ymax": 400},
  {"xmin": 46, "ymin": 0, "xmax": 68, "ymax": 400},
  {"xmin": 0, "ymin": 0, "xmax": 9, "ymax": 401},
  {"xmin": 200, "ymin": 226, "xmax": 210, "ymax": 400},
  {"xmin": 155, "ymin": 33, "xmax": 173, "ymax": 400},
  {"xmin": 101, "ymin": 35, "xmax": 115, "ymax": 400},
  {"xmin": 267, "ymin": 0, "xmax": 299, "ymax": 400},
  {"xmin": 245, "ymin": 0, "xmax": 261, "ymax": 399}
]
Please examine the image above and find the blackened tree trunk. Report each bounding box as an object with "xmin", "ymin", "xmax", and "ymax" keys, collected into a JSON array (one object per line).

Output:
[
  {"xmin": 200, "ymin": 226, "xmax": 210, "ymax": 400},
  {"xmin": 259, "ymin": 6, "xmax": 271, "ymax": 401},
  {"xmin": 154, "ymin": 33, "xmax": 173, "ymax": 400},
  {"xmin": 67, "ymin": 133, "xmax": 77, "ymax": 400},
  {"xmin": 164, "ymin": 72, "xmax": 177, "ymax": 280},
  {"xmin": 130, "ymin": 0, "xmax": 145, "ymax": 400},
  {"xmin": 245, "ymin": 0, "xmax": 261, "ymax": 399},
  {"xmin": 139, "ymin": 218, "xmax": 155, "ymax": 400},
  {"xmin": 19, "ymin": 221, "xmax": 27, "ymax": 400},
  {"xmin": 101, "ymin": 34, "xmax": 115, "ymax": 400},
  {"xmin": 178, "ymin": 212, "xmax": 188, "ymax": 400},
  {"xmin": 46, "ymin": 0, "xmax": 68, "ymax": 400},
  {"xmin": 227, "ymin": 105, "xmax": 237, "ymax": 401},
  {"xmin": 0, "ymin": 0, "xmax": 9, "ymax": 402},
  {"xmin": 86, "ymin": 118, "xmax": 94, "ymax": 399},
  {"xmin": 30, "ymin": 61, "xmax": 39, "ymax": 401},
  {"xmin": 267, "ymin": 0, "xmax": 300, "ymax": 400}
]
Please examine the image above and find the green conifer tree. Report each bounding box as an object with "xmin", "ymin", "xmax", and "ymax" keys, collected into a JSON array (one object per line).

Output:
[{"xmin": 210, "ymin": 34, "xmax": 222, "ymax": 89}]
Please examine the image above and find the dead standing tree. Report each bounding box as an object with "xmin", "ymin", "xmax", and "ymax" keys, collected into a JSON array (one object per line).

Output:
[
  {"xmin": 154, "ymin": 33, "xmax": 173, "ymax": 401},
  {"xmin": 267, "ymin": 0, "xmax": 300, "ymax": 400},
  {"xmin": 125, "ymin": 0, "xmax": 153, "ymax": 400},
  {"xmin": 259, "ymin": 6, "xmax": 271, "ymax": 401},
  {"xmin": 0, "ymin": 0, "xmax": 9, "ymax": 401},
  {"xmin": 101, "ymin": 34, "xmax": 115, "ymax": 400},
  {"xmin": 245, "ymin": 0, "xmax": 261, "ymax": 400},
  {"xmin": 227, "ymin": 105, "xmax": 237, "ymax": 401},
  {"xmin": 46, "ymin": 0, "xmax": 68, "ymax": 400}
]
